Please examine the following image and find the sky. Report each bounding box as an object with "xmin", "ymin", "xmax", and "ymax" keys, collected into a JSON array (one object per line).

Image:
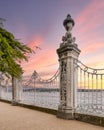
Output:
[{"xmin": 0, "ymin": 0, "xmax": 104, "ymax": 78}]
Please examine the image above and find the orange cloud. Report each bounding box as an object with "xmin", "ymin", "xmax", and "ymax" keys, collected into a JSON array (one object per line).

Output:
[{"xmin": 87, "ymin": 61, "xmax": 104, "ymax": 69}]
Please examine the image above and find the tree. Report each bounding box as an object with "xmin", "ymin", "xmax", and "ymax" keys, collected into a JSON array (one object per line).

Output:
[
  {"xmin": 0, "ymin": 27, "xmax": 33, "ymax": 104},
  {"xmin": 0, "ymin": 27, "xmax": 33, "ymax": 78}
]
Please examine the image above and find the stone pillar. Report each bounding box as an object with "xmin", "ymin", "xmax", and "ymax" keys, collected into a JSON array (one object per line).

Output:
[
  {"xmin": 0, "ymin": 86, "xmax": 2, "ymax": 99},
  {"xmin": 57, "ymin": 14, "xmax": 81, "ymax": 119},
  {"xmin": 0, "ymin": 72, "xmax": 4, "ymax": 99},
  {"xmin": 12, "ymin": 77, "xmax": 22, "ymax": 105}
]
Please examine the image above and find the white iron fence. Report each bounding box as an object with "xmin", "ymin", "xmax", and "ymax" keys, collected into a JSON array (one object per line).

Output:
[
  {"xmin": 20, "ymin": 70, "xmax": 60, "ymax": 110},
  {"xmin": 76, "ymin": 60, "xmax": 104, "ymax": 115},
  {"xmin": 0, "ymin": 60, "xmax": 104, "ymax": 116}
]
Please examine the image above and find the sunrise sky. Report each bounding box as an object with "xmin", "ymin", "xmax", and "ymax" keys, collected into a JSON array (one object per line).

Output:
[{"xmin": 0, "ymin": 0, "xmax": 104, "ymax": 78}]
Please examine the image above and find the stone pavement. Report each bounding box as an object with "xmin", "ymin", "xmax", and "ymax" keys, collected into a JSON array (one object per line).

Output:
[{"xmin": 0, "ymin": 102, "xmax": 103, "ymax": 130}]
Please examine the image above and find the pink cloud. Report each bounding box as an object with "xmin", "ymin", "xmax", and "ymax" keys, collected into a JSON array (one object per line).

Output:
[
  {"xmin": 76, "ymin": 0, "xmax": 104, "ymax": 28},
  {"xmin": 22, "ymin": 0, "xmax": 104, "ymax": 77},
  {"xmin": 27, "ymin": 36, "xmax": 43, "ymax": 49},
  {"xmin": 22, "ymin": 48, "xmax": 58, "ymax": 76},
  {"xmin": 81, "ymin": 42, "xmax": 104, "ymax": 55},
  {"xmin": 75, "ymin": 0, "xmax": 104, "ymax": 43}
]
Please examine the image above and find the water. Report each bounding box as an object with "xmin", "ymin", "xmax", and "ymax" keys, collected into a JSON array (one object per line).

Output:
[
  {"xmin": 1, "ymin": 89, "xmax": 104, "ymax": 115},
  {"xmin": 21, "ymin": 91, "xmax": 60, "ymax": 110}
]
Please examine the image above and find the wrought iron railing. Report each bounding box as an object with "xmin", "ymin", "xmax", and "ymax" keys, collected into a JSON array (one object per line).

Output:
[
  {"xmin": 21, "ymin": 69, "xmax": 60, "ymax": 110},
  {"xmin": 0, "ymin": 59, "xmax": 104, "ymax": 117},
  {"xmin": 75, "ymin": 60, "xmax": 104, "ymax": 115}
]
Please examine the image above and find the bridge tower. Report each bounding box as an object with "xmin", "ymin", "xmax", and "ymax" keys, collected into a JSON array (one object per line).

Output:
[{"xmin": 57, "ymin": 14, "xmax": 81, "ymax": 119}]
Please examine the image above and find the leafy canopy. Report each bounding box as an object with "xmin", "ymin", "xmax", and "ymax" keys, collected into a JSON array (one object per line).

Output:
[{"xmin": 0, "ymin": 28, "xmax": 33, "ymax": 78}]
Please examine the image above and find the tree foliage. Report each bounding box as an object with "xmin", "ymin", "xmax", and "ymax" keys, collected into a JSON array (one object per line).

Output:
[{"xmin": 0, "ymin": 27, "xmax": 32, "ymax": 78}]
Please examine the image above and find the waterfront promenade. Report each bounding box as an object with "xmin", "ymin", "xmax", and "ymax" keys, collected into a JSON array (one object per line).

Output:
[{"xmin": 0, "ymin": 102, "xmax": 103, "ymax": 130}]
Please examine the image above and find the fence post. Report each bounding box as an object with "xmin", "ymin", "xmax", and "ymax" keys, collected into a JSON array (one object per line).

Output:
[
  {"xmin": 57, "ymin": 14, "xmax": 81, "ymax": 119},
  {"xmin": 0, "ymin": 72, "xmax": 4, "ymax": 99},
  {"xmin": 0, "ymin": 86, "xmax": 2, "ymax": 99},
  {"xmin": 12, "ymin": 77, "xmax": 22, "ymax": 105}
]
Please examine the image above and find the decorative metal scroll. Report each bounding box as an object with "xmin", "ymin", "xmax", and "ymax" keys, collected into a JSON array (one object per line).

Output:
[
  {"xmin": 74, "ymin": 59, "xmax": 104, "ymax": 115},
  {"xmin": 60, "ymin": 60, "xmax": 67, "ymax": 107},
  {"xmin": 21, "ymin": 69, "xmax": 60, "ymax": 110},
  {"xmin": 75, "ymin": 59, "xmax": 104, "ymax": 74}
]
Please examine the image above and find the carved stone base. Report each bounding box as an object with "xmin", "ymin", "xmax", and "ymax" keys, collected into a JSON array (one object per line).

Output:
[
  {"xmin": 57, "ymin": 107, "xmax": 75, "ymax": 119},
  {"xmin": 11, "ymin": 100, "xmax": 19, "ymax": 106},
  {"xmin": 57, "ymin": 111, "xmax": 75, "ymax": 120}
]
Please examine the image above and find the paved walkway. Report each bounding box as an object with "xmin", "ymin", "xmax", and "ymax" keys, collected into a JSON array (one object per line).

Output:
[{"xmin": 0, "ymin": 102, "xmax": 103, "ymax": 130}]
